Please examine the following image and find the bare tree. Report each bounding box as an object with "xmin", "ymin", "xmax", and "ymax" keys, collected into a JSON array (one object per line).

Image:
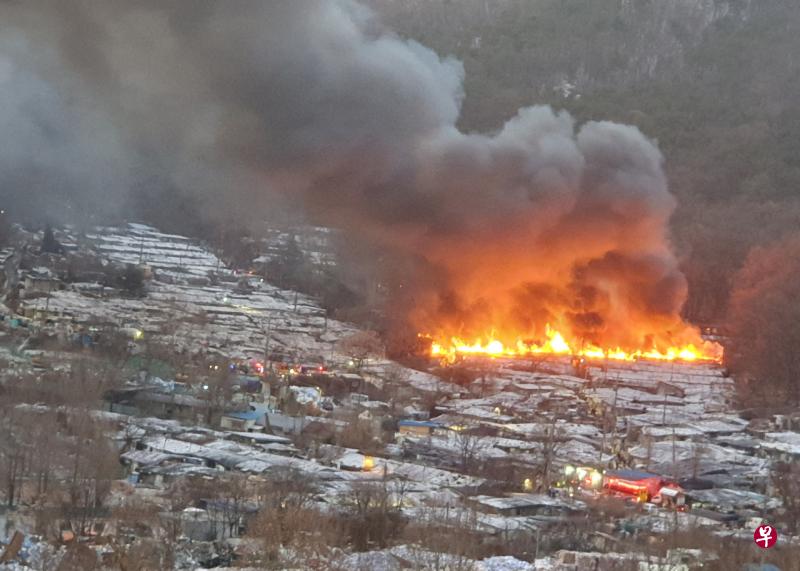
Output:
[
  {"xmin": 0, "ymin": 393, "xmax": 50, "ymax": 508},
  {"xmin": 333, "ymin": 408, "xmax": 382, "ymax": 453},
  {"xmin": 690, "ymin": 443, "xmax": 708, "ymax": 479},
  {"xmin": 156, "ymin": 474, "xmax": 219, "ymax": 564},
  {"xmin": 401, "ymin": 505, "xmax": 483, "ymax": 570},
  {"xmin": 727, "ymin": 234, "xmax": 800, "ymax": 405},
  {"xmin": 246, "ymin": 467, "xmax": 327, "ymax": 567},
  {"xmin": 772, "ymin": 461, "xmax": 800, "ymax": 534},
  {"xmin": 111, "ymin": 499, "xmax": 168, "ymax": 570},
  {"xmin": 59, "ymin": 414, "xmax": 120, "ymax": 536},
  {"xmin": 381, "ymin": 364, "xmax": 411, "ymax": 415},
  {"xmin": 56, "ymin": 544, "xmax": 99, "ymax": 571},
  {"xmin": 0, "ymin": 408, "xmax": 31, "ymax": 508},
  {"xmin": 30, "ymin": 413, "xmax": 59, "ymax": 501},
  {"xmin": 643, "ymin": 435, "xmax": 654, "ymax": 472},
  {"xmin": 474, "ymin": 360, "xmax": 498, "ymax": 398},
  {"xmin": 200, "ymin": 360, "xmax": 236, "ymax": 425},
  {"xmin": 452, "ymin": 430, "xmax": 485, "ymax": 474},
  {"xmin": 212, "ymin": 472, "xmax": 253, "ymax": 540},
  {"xmin": 536, "ymin": 415, "xmax": 561, "ymax": 491},
  {"xmin": 336, "ymin": 331, "xmax": 384, "ymax": 371},
  {"xmin": 342, "ymin": 479, "xmax": 406, "ymax": 551}
]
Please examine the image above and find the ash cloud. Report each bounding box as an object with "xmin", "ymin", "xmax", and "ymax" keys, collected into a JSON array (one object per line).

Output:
[{"xmin": 0, "ymin": 0, "xmax": 691, "ymax": 347}]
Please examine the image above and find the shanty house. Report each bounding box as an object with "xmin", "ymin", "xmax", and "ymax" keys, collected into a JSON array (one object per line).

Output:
[
  {"xmin": 220, "ymin": 409, "xmax": 263, "ymax": 432},
  {"xmin": 398, "ymin": 420, "xmax": 443, "ymax": 437},
  {"xmin": 654, "ymin": 486, "xmax": 686, "ymax": 509},
  {"xmin": 468, "ymin": 493, "xmax": 583, "ymax": 518},
  {"xmin": 21, "ymin": 268, "xmax": 61, "ymax": 298}
]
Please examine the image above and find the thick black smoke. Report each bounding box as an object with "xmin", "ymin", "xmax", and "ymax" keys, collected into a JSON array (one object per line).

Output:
[{"xmin": 0, "ymin": 0, "xmax": 694, "ymax": 348}]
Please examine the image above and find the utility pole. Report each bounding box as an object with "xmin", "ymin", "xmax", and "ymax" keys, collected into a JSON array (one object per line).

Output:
[
  {"xmin": 598, "ymin": 410, "xmax": 606, "ymax": 464},
  {"xmin": 662, "ymin": 360, "xmax": 676, "ymax": 425},
  {"xmin": 610, "ymin": 375, "xmax": 620, "ymax": 467},
  {"xmin": 263, "ymin": 313, "xmax": 273, "ymax": 372},
  {"xmin": 44, "ymin": 278, "xmax": 53, "ymax": 317},
  {"xmin": 671, "ymin": 423, "xmax": 677, "ymax": 481},
  {"xmin": 216, "ymin": 225, "xmax": 223, "ymax": 272}
]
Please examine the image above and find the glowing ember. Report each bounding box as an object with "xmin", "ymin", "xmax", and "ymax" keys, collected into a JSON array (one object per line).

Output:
[{"xmin": 423, "ymin": 323, "xmax": 722, "ymax": 363}]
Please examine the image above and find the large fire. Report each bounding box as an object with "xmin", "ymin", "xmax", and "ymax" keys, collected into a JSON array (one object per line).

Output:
[{"xmin": 422, "ymin": 324, "xmax": 722, "ymax": 364}]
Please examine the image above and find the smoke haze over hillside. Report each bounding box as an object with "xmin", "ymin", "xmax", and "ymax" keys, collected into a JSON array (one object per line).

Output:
[{"xmin": 0, "ymin": 0, "xmax": 694, "ymax": 347}]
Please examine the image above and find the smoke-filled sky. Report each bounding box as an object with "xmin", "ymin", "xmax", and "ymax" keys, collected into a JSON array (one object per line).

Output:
[{"xmin": 0, "ymin": 0, "xmax": 693, "ymax": 348}]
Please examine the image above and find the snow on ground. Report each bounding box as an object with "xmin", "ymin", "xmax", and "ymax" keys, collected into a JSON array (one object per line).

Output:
[
  {"xmin": 88, "ymin": 223, "xmax": 222, "ymax": 280},
  {"xmin": 340, "ymin": 549, "xmax": 542, "ymax": 571},
  {"xmin": 340, "ymin": 550, "xmax": 402, "ymax": 571},
  {"xmin": 479, "ymin": 556, "xmax": 536, "ymax": 571},
  {"xmin": 21, "ymin": 224, "xmax": 362, "ymax": 364},
  {"xmin": 23, "ymin": 280, "xmax": 354, "ymax": 362},
  {"xmin": 628, "ymin": 439, "xmax": 769, "ymax": 480},
  {"xmin": 761, "ymin": 431, "xmax": 800, "ymax": 456},
  {"xmin": 9, "ymin": 222, "xmax": 790, "ymax": 565}
]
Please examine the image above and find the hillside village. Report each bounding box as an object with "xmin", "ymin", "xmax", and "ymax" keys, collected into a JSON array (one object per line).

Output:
[{"xmin": 0, "ymin": 223, "xmax": 798, "ymax": 570}]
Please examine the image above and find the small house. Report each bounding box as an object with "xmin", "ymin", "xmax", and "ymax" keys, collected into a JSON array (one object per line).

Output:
[
  {"xmin": 468, "ymin": 493, "xmax": 583, "ymax": 518},
  {"xmin": 655, "ymin": 381, "xmax": 686, "ymax": 398},
  {"xmin": 220, "ymin": 409, "xmax": 263, "ymax": 432},
  {"xmin": 398, "ymin": 420, "xmax": 442, "ymax": 437},
  {"xmin": 21, "ymin": 270, "xmax": 61, "ymax": 298},
  {"xmin": 654, "ymin": 486, "xmax": 686, "ymax": 509}
]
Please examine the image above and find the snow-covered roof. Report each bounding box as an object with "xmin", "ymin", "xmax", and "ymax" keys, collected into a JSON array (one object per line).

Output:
[
  {"xmin": 687, "ymin": 488, "xmax": 781, "ymax": 510},
  {"xmin": 289, "ymin": 385, "xmax": 321, "ymax": 405},
  {"xmin": 222, "ymin": 410, "xmax": 262, "ymax": 421},
  {"xmin": 120, "ymin": 450, "xmax": 174, "ymax": 467},
  {"xmin": 471, "ymin": 493, "xmax": 584, "ymax": 512},
  {"xmin": 479, "ymin": 556, "xmax": 536, "ymax": 571},
  {"xmin": 398, "ymin": 420, "xmax": 442, "ymax": 428},
  {"xmin": 760, "ymin": 431, "xmax": 800, "ymax": 456},
  {"xmin": 338, "ymin": 452, "xmax": 369, "ymax": 471},
  {"xmin": 223, "ymin": 431, "xmax": 291, "ymax": 444}
]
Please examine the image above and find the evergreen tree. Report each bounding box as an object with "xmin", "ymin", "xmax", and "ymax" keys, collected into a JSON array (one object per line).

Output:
[{"xmin": 40, "ymin": 225, "xmax": 63, "ymax": 254}]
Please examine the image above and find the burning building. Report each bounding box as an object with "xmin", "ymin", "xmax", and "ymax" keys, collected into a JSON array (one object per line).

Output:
[{"xmin": 0, "ymin": 1, "xmax": 722, "ymax": 363}]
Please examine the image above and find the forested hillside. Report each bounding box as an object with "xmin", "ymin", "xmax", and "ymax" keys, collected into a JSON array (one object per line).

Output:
[{"xmin": 368, "ymin": 0, "xmax": 800, "ymax": 323}]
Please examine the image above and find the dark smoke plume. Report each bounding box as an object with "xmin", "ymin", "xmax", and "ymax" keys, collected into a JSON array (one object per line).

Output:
[{"xmin": 0, "ymin": 0, "xmax": 692, "ymax": 348}]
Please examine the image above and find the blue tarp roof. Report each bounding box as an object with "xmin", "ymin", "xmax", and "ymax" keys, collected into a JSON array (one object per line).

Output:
[
  {"xmin": 605, "ymin": 469, "xmax": 661, "ymax": 481},
  {"xmin": 224, "ymin": 410, "xmax": 262, "ymax": 421},
  {"xmin": 398, "ymin": 420, "xmax": 441, "ymax": 428}
]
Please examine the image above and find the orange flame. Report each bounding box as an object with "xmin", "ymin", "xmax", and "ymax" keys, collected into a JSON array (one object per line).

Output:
[{"xmin": 423, "ymin": 324, "xmax": 722, "ymax": 364}]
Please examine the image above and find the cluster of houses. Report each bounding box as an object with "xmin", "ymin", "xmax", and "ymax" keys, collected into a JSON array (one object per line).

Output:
[{"xmin": 0, "ymin": 223, "xmax": 797, "ymax": 569}]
